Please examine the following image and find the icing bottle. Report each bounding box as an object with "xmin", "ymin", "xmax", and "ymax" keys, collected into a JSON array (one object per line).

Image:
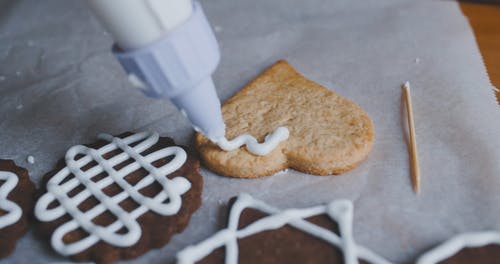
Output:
[{"xmin": 87, "ymin": 0, "xmax": 225, "ymax": 141}]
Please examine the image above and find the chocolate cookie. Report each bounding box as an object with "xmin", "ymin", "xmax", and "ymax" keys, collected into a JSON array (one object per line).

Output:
[
  {"xmin": 34, "ymin": 132, "xmax": 203, "ymax": 263},
  {"xmin": 177, "ymin": 194, "xmax": 388, "ymax": 264},
  {"xmin": 416, "ymin": 231, "xmax": 500, "ymax": 264},
  {"xmin": 0, "ymin": 159, "xmax": 36, "ymax": 259}
]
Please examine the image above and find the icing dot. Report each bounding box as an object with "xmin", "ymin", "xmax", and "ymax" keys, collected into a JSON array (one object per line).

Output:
[{"xmin": 27, "ymin": 155, "xmax": 35, "ymax": 164}]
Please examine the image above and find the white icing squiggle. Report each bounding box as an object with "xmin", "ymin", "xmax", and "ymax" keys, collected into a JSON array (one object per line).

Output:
[
  {"xmin": 176, "ymin": 193, "xmax": 390, "ymax": 264},
  {"xmin": 416, "ymin": 231, "xmax": 500, "ymax": 264},
  {"xmin": 0, "ymin": 171, "xmax": 22, "ymax": 229},
  {"xmin": 35, "ymin": 132, "xmax": 191, "ymax": 256},
  {"xmin": 215, "ymin": 126, "xmax": 289, "ymax": 156}
]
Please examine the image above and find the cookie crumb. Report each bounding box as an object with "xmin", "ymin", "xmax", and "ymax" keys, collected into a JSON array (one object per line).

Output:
[
  {"xmin": 16, "ymin": 104, "xmax": 23, "ymax": 110},
  {"xmin": 27, "ymin": 155, "xmax": 35, "ymax": 164}
]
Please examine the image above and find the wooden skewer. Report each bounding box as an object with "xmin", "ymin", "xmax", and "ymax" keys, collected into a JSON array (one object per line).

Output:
[{"xmin": 403, "ymin": 81, "xmax": 420, "ymax": 194}]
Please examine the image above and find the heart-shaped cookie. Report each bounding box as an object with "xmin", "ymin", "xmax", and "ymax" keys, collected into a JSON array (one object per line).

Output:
[{"xmin": 195, "ymin": 60, "xmax": 374, "ymax": 178}]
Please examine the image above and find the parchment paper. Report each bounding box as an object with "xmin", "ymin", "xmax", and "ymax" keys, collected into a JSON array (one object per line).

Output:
[{"xmin": 1, "ymin": 0, "xmax": 500, "ymax": 263}]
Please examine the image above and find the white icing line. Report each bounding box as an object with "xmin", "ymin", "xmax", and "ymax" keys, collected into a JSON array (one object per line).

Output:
[
  {"xmin": 34, "ymin": 132, "xmax": 191, "ymax": 255},
  {"xmin": 176, "ymin": 193, "xmax": 391, "ymax": 264},
  {"xmin": 416, "ymin": 231, "xmax": 500, "ymax": 264},
  {"xmin": 214, "ymin": 126, "xmax": 289, "ymax": 156},
  {"xmin": 0, "ymin": 171, "xmax": 22, "ymax": 229}
]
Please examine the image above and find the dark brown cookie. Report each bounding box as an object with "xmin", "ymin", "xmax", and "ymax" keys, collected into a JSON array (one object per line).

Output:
[
  {"xmin": 199, "ymin": 206, "xmax": 349, "ymax": 264},
  {"xmin": 177, "ymin": 194, "xmax": 385, "ymax": 264},
  {"xmin": 0, "ymin": 159, "xmax": 36, "ymax": 259},
  {"xmin": 439, "ymin": 245, "xmax": 500, "ymax": 264},
  {"xmin": 416, "ymin": 232, "xmax": 500, "ymax": 264},
  {"xmin": 34, "ymin": 132, "xmax": 203, "ymax": 264}
]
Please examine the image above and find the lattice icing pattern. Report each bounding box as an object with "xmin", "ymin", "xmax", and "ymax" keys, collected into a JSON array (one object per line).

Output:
[
  {"xmin": 35, "ymin": 132, "xmax": 191, "ymax": 256},
  {"xmin": 0, "ymin": 171, "xmax": 22, "ymax": 229},
  {"xmin": 176, "ymin": 193, "xmax": 391, "ymax": 264}
]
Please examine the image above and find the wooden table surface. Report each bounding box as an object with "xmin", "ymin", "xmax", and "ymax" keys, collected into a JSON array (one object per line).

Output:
[{"xmin": 459, "ymin": 2, "xmax": 500, "ymax": 104}]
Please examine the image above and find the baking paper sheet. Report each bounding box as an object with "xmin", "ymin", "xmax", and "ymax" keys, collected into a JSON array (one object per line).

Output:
[{"xmin": 1, "ymin": 0, "xmax": 500, "ymax": 263}]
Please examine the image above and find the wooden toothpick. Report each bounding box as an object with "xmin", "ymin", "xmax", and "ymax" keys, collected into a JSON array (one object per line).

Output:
[{"xmin": 403, "ymin": 81, "xmax": 420, "ymax": 194}]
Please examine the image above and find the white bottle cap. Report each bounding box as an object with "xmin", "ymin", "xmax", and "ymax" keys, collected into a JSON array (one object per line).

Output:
[
  {"xmin": 88, "ymin": 1, "xmax": 225, "ymax": 140},
  {"xmin": 87, "ymin": 0, "xmax": 193, "ymax": 50}
]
